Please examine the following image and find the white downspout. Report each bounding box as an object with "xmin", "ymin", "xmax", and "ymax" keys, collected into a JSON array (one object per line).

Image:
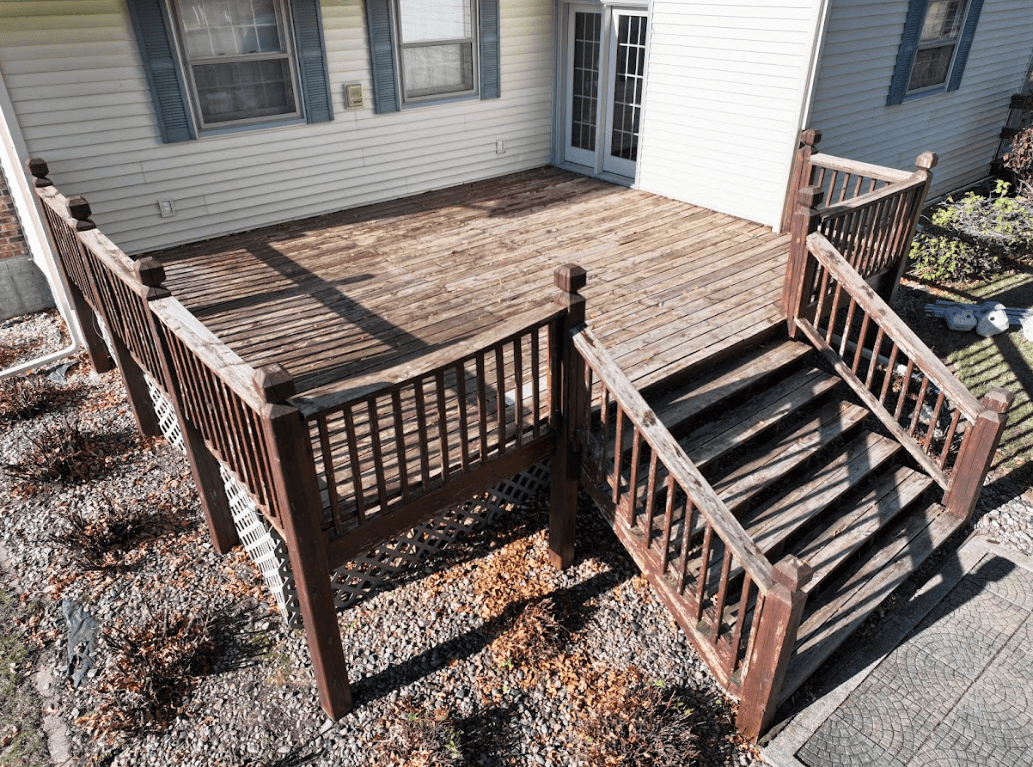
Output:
[{"xmin": 0, "ymin": 68, "xmax": 82, "ymax": 379}]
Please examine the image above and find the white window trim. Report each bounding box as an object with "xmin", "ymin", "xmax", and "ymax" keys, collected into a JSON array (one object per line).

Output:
[
  {"xmin": 904, "ymin": 0, "xmax": 970, "ymax": 97},
  {"xmin": 392, "ymin": 0, "xmax": 480, "ymax": 105}
]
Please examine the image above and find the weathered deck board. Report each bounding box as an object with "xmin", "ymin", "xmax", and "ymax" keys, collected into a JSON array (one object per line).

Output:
[{"xmin": 150, "ymin": 167, "xmax": 789, "ymax": 396}]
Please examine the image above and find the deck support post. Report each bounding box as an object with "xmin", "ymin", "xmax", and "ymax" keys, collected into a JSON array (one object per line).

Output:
[
  {"xmin": 549, "ymin": 264, "xmax": 587, "ymax": 571},
  {"xmin": 943, "ymin": 387, "xmax": 1014, "ymax": 523},
  {"xmin": 143, "ymin": 282, "xmax": 239, "ymax": 554},
  {"xmin": 256, "ymin": 364, "xmax": 353, "ymax": 719},
  {"xmin": 886, "ymin": 152, "xmax": 937, "ymax": 305},
  {"xmin": 737, "ymin": 555, "xmax": 812, "ymax": 742},
  {"xmin": 782, "ymin": 185, "xmax": 823, "ymax": 339},
  {"xmin": 26, "ymin": 160, "xmax": 112, "ymax": 373},
  {"xmin": 782, "ymin": 129, "xmax": 821, "ymax": 232}
]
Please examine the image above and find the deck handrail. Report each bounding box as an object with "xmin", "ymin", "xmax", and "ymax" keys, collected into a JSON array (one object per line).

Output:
[{"xmin": 790, "ymin": 232, "xmax": 1011, "ymax": 517}]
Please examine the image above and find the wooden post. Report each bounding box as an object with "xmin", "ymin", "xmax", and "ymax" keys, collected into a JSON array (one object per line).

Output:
[
  {"xmin": 943, "ymin": 387, "xmax": 1014, "ymax": 523},
  {"xmin": 781, "ymin": 129, "xmax": 821, "ymax": 232},
  {"xmin": 143, "ymin": 293, "xmax": 240, "ymax": 554},
  {"xmin": 737, "ymin": 555, "xmax": 812, "ymax": 741},
  {"xmin": 549, "ymin": 264, "xmax": 587, "ymax": 571},
  {"xmin": 886, "ymin": 151, "xmax": 937, "ymax": 305},
  {"xmin": 782, "ymin": 185, "xmax": 824, "ymax": 339},
  {"xmin": 25, "ymin": 158, "xmax": 113, "ymax": 373},
  {"xmin": 256, "ymin": 364, "xmax": 353, "ymax": 719},
  {"xmin": 66, "ymin": 196, "xmax": 162, "ymax": 438}
]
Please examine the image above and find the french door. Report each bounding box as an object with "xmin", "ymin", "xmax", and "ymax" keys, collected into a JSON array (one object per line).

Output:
[{"xmin": 564, "ymin": 5, "xmax": 648, "ymax": 179}]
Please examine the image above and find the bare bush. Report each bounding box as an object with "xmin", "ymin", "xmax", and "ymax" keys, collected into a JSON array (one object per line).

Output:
[
  {"xmin": 0, "ymin": 376, "xmax": 59, "ymax": 422},
  {"xmin": 49, "ymin": 496, "xmax": 161, "ymax": 570},
  {"xmin": 375, "ymin": 698, "xmax": 464, "ymax": 767},
  {"xmin": 4, "ymin": 419, "xmax": 103, "ymax": 487}
]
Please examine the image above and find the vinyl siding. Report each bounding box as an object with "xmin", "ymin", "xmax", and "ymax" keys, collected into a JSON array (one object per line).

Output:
[
  {"xmin": 0, "ymin": 0, "xmax": 554, "ymax": 254},
  {"xmin": 635, "ymin": 0, "xmax": 825, "ymax": 228},
  {"xmin": 807, "ymin": 0, "xmax": 1033, "ymax": 199}
]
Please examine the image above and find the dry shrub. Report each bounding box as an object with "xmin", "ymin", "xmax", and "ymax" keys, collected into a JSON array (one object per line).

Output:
[
  {"xmin": 4, "ymin": 419, "xmax": 104, "ymax": 487},
  {"xmin": 49, "ymin": 497, "xmax": 160, "ymax": 571},
  {"xmin": 83, "ymin": 610, "xmax": 217, "ymax": 737},
  {"xmin": 490, "ymin": 596, "xmax": 564, "ymax": 668},
  {"xmin": 573, "ymin": 667, "xmax": 699, "ymax": 767},
  {"xmin": 1004, "ymin": 126, "xmax": 1033, "ymax": 198},
  {"xmin": 375, "ymin": 699, "xmax": 464, "ymax": 767},
  {"xmin": 0, "ymin": 375, "xmax": 59, "ymax": 422}
]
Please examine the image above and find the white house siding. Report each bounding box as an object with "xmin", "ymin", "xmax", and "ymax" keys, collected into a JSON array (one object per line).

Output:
[
  {"xmin": 0, "ymin": 0, "xmax": 554, "ymax": 254},
  {"xmin": 807, "ymin": 0, "xmax": 1033, "ymax": 200},
  {"xmin": 635, "ymin": 0, "xmax": 826, "ymax": 230}
]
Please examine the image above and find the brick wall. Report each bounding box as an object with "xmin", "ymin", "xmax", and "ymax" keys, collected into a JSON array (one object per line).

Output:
[{"xmin": 0, "ymin": 164, "xmax": 54, "ymax": 321}]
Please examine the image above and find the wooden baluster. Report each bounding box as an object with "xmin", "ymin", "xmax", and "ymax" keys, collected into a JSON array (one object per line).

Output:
[
  {"xmin": 658, "ymin": 473, "xmax": 676, "ymax": 558},
  {"xmin": 390, "ymin": 389, "xmax": 410, "ymax": 502},
  {"xmin": 435, "ymin": 369, "xmax": 450, "ymax": 484},
  {"xmin": 549, "ymin": 264, "xmax": 587, "ymax": 570},
  {"xmin": 864, "ymin": 326, "xmax": 885, "ymax": 387},
  {"xmin": 412, "ymin": 378, "xmax": 432, "ymax": 489},
  {"xmin": 343, "ymin": 405, "xmax": 367, "ymax": 523},
  {"xmin": 367, "ymin": 400, "xmax": 390, "ymax": 513},
  {"xmin": 737, "ymin": 556, "xmax": 812, "ymax": 741},
  {"xmin": 612, "ymin": 405, "xmax": 625, "ymax": 505},
  {"xmin": 908, "ymin": 376, "xmax": 931, "ymax": 436},
  {"xmin": 694, "ymin": 524, "xmax": 714, "ymax": 622},
  {"xmin": 316, "ymin": 416, "xmax": 344, "ymax": 536},
  {"xmin": 476, "ymin": 353, "xmax": 489, "ymax": 463},
  {"xmin": 254, "ymin": 364, "xmax": 352, "ymax": 719},
  {"xmin": 513, "ymin": 337, "xmax": 525, "ymax": 446},
  {"xmin": 530, "ymin": 328, "xmax": 541, "ymax": 439},
  {"xmin": 495, "ymin": 345, "xmax": 507, "ymax": 454},
  {"xmin": 711, "ymin": 550, "xmax": 733, "ymax": 639},
  {"xmin": 643, "ymin": 450, "xmax": 659, "ymax": 540},
  {"xmin": 729, "ymin": 572, "xmax": 753, "ymax": 671},
  {"xmin": 943, "ymin": 388, "xmax": 1014, "ymax": 523},
  {"xmin": 938, "ymin": 409, "xmax": 962, "ymax": 469},
  {"xmin": 887, "ymin": 152, "xmax": 938, "ymax": 304},
  {"xmin": 145, "ymin": 301, "xmax": 238, "ymax": 554},
  {"xmin": 782, "ymin": 184, "xmax": 824, "ymax": 338},
  {"xmin": 26, "ymin": 158, "xmax": 113, "ymax": 373},
  {"xmin": 923, "ymin": 390, "xmax": 946, "ymax": 451},
  {"xmin": 879, "ymin": 343, "xmax": 900, "ymax": 407},
  {"xmin": 456, "ymin": 360, "xmax": 471, "ymax": 471},
  {"xmin": 678, "ymin": 498, "xmax": 697, "ymax": 595},
  {"xmin": 893, "ymin": 359, "xmax": 915, "ymax": 421},
  {"xmin": 598, "ymin": 383, "xmax": 611, "ymax": 484}
]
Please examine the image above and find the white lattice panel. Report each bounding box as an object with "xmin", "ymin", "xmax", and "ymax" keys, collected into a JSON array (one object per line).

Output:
[{"xmin": 144, "ymin": 374, "xmax": 184, "ymax": 451}]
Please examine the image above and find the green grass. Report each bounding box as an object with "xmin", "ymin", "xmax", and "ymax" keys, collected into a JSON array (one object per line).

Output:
[
  {"xmin": 0, "ymin": 590, "xmax": 49, "ymax": 766},
  {"xmin": 902, "ymin": 266, "xmax": 1033, "ymax": 487}
]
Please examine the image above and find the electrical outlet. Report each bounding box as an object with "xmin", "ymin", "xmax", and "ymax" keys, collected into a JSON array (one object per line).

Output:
[
  {"xmin": 496, "ymin": 139, "xmax": 506, "ymax": 154},
  {"xmin": 158, "ymin": 199, "xmax": 175, "ymax": 218}
]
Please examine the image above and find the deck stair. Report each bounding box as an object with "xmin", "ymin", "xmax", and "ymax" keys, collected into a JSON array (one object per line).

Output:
[{"xmin": 578, "ymin": 334, "xmax": 967, "ymax": 729}]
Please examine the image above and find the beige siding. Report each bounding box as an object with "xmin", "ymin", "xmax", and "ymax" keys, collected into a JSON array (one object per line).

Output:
[
  {"xmin": 807, "ymin": 0, "xmax": 1033, "ymax": 199},
  {"xmin": 636, "ymin": 0, "xmax": 826, "ymax": 229},
  {"xmin": 0, "ymin": 0, "xmax": 555, "ymax": 253}
]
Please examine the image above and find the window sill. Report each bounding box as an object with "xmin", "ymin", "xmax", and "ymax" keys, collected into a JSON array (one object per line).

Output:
[
  {"xmin": 401, "ymin": 93, "xmax": 482, "ymax": 110},
  {"xmin": 195, "ymin": 116, "xmax": 309, "ymax": 139},
  {"xmin": 900, "ymin": 85, "xmax": 950, "ymax": 104}
]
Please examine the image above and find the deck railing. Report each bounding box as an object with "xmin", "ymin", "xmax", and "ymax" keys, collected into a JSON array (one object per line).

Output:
[
  {"xmin": 787, "ymin": 229, "xmax": 1013, "ymax": 523},
  {"xmin": 26, "ymin": 157, "xmax": 572, "ymax": 723},
  {"xmin": 784, "ymin": 130, "xmax": 936, "ymax": 296},
  {"xmin": 559, "ymin": 306, "xmax": 809, "ymax": 739}
]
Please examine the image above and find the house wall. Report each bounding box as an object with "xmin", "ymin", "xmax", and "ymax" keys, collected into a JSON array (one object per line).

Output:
[
  {"xmin": 0, "ymin": 164, "xmax": 54, "ymax": 320},
  {"xmin": 635, "ymin": 0, "xmax": 827, "ymax": 230},
  {"xmin": 0, "ymin": 0, "xmax": 555, "ymax": 255},
  {"xmin": 807, "ymin": 0, "xmax": 1033, "ymax": 200}
]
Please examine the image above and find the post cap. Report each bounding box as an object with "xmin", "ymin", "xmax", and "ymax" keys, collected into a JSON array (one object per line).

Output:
[
  {"xmin": 133, "ymin": 256, "xmax": 166, "ymax": 288},
  {"xmin": 67, "ymin": 196, "xmax": 96, "ymax": 231},
  {"xmin": 916, "ymin": 152, "xmax": 938, "ymax": 170},
  {"xmin": 26, "ymin": 157, "xmax": 52, "ymax": 187},
  {"xmin": 254, "ymin": 363, "xmax": 296, "ymax": 403},
  {"xmin": 801, "ymin": 129, "xmax": 822, "ymax": 148},
  {"xmin": 798, "ymin": 185, "xmax": 824, "ymax": 209},
  {"xmin": 773, "ymin": 555, "xmax": 813, "ymax": 591},
  {"xmin": 982, "ymin": 387, "xmax": 1015, "ymax": 414},
  {"xmin": 554, "ymin": 264, "xmax": 587, "ymax": 294}
]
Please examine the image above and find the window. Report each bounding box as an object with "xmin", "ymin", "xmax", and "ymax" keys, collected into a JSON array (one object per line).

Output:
[
  {"xmin": 128, "ymin": 0, "xmax": 332, "ymax": 143},
  {"xmin": 887, "ymin": 0, "xmax": 984, "ymax": 105},
  {"xmin": 365, "ymin": 0, "xmax": 500, "ymax": 113},
  {"xmin": 173, "ymin": 0, "xmax": 301, "ymax": 127}
]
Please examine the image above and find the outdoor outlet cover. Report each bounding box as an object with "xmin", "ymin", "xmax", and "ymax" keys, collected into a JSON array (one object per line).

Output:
[
  {"xmin": 158, "ymin": 199, "xmax": 175, "ymax": 218},
  {"xmin": 496, "ymin": 139, "xmax": 506, "ymax": 154}
]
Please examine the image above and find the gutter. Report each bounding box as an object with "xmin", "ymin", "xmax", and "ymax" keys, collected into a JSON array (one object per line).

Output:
[{"xmin": 0, "ymin": 69, "xmax": 82, "ymax": 379}]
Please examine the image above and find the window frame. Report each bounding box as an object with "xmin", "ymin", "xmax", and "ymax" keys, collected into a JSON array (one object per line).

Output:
[
  {"xmin": 393, "ymin": 0, "xmax": 480, "ymax": 105},
  {"xmin": 887, "ymin": 0, "xmax": 985, "ymax": 106},
  {"xmin": 166, "ymin": 0, "xmax": 305, "ymax": 131}
]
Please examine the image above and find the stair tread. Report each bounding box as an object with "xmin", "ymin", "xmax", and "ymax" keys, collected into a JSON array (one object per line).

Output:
[
  {"xmin": 684, "ymin": 367, "xmax": 841, "ymax": 471},
  {"xmin": 746, "ymin": 431, "xmax": 902, "ymax": 555},
  {"xmin": 798, "ymin": 466, "xmax": 935, "ymax": 595},
  {"xmin": 779, "ymin": 501, "xmax": 963, "ymax": 706},
  {"xmin": 713, "ymin": 399, "xmax": 869, "ymax": 515},
  {"xmin": 653, "ymin": 340, "xmax": 812, "ymax": 433}
]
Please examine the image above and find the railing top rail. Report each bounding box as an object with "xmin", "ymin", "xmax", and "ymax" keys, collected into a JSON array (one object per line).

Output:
[
  {"xmin": 295, "ymin": 303, "xmax": 567, "ymax": 419},
  {"xmin": 817, "ymin": 175, "xmax": 922, "ymax": 219},
  {"xmin": 571, "ymin": 326, "xmax": 776, "ymax": 594},
  {"xmin": 150, "ymin": 295, "xmax": 269, "ymax": 411},
  {"xmin": 806, "ymin": 231, "xmax": 983, "ymax": 422},
  {"xmin": 809, "ymin": 153, "xmax": 913, "ymax": 184}
]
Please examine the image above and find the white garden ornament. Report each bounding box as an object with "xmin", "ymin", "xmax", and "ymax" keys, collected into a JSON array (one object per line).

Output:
[{"xmin": 976, "ymin": 303, "xmax": 1010, "ymax": 337}]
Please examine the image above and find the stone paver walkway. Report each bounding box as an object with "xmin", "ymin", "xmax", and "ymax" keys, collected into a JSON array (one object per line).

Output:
[{"xmin": 764, "ymin": 536, "xmax": 1033, "ymax": 767}]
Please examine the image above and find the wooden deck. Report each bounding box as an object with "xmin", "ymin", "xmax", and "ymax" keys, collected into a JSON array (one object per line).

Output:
[{"xmin": 149, "ymin": 167, "xmax": 789, "ymax": 398}]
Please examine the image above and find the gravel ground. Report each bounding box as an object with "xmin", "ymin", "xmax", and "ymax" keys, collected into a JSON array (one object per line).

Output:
[
  {"xmin": 0, "ymin": 309, "xmax": 69, "ymax": 370},
  {"xmin": 0, "ymin": 311, "xmax": 762, "ymax": 767}
]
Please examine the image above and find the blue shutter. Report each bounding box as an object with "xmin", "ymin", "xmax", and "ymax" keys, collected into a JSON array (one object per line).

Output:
[
  {"xmin": 946, "ymin": 0, "xmax": 984, "ymax": 92},
  {"xmin": 291, "ymin": 0, "xmax": 333, "ymax": 123},
  {"xmin": 366, "ymin": 0, "xmax": 400, "ymax": 114},
  {"xmin": 127, "ymin": 0, "xmax": 195, "ymax": 143},
  {"xmin": 479, "ymin": 0, "xmax": 501, "ymax": 99},
  {"xmin": 887, "ymin": 0, "xmax": 927, "ymax": 106}
]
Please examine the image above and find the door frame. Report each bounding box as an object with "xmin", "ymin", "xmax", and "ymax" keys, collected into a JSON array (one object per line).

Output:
[{"xmin": 553, "ymin": 0, "xmax": 650, "ymax": 184}]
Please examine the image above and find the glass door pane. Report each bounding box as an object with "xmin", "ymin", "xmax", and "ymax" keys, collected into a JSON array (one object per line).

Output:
[
  {"xmin": 565, "ymin": 8, "xmax": 602, "ymax": 167},
  {"xmin": 603, "ymin": 11, "xmax": 647, "ymax": 177}
]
